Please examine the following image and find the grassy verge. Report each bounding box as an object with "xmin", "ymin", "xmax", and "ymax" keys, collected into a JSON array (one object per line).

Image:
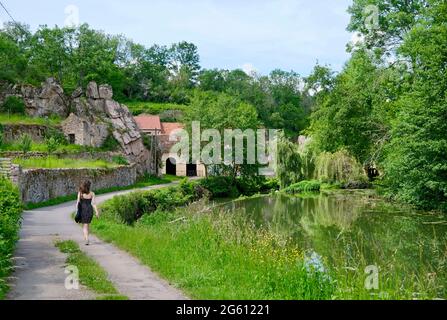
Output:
[
  {"xmin": 55, "ymin": 240, "xmax": 127, "ymax": 300},
  {"xmin": 89, "ymin": 179, "xmax": 443, "ymax": 300},
  {"xmin": 13, "ymin": 156, "xmax": 119, "ymax": 169},
  {"xmin": 91, "ymin": 207, "xmax": 334, "ymax": 300},
  {"xmin": 24, "ymin": 175, "xmax": 181, "ymax": 210}
]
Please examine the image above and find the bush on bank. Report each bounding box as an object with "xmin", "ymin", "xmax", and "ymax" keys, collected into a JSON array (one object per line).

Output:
[
  {"xmin": 100, "ymin": 177, "xmax": 279, "ymax": 225},
  {"xmin": 0, "ymin": 178, "xmax": 23, "ymax": 299}
]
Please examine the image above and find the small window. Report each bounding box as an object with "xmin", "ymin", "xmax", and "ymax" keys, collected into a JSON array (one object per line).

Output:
[{"xmin": 68, "ymin": 134, "xmax": 76, "ymax": 144}]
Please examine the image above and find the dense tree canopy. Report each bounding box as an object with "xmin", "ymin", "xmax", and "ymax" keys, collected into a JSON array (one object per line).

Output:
[{"xmin": 308, "ymin": 0, "xmax": 447, "ymax": 211}]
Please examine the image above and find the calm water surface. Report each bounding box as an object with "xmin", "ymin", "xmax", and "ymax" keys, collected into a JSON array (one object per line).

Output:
[{"xmin": 221, "ymin": 190, "xmax": 447, "ymax": 297}]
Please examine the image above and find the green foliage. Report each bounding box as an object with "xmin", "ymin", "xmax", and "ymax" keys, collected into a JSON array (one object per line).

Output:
[
  {"xmin": 45, "ymin": 136, "xmax": 60, "ymax": 156},
  {"xmin": 315, "ymin": 150, "xmax": 368, "ymax": 187},
  {"xmin": 55, "ymin": 240, "xmax": 124, "ymax": 298},
  {"xmin": 283, "ymin": 180, "xmax": 321, "ymax": 194},
  {"xmin": 184, "ymin": 91, "xmax": 260, "ymax": 178},
  {"xmin": 111, "ymin": 155, "xmax": 129, "ymax": 166},
  {"xmin": 0, "ymin": 113, "xmax": 62, "ymax": 126},
  {"xmin": 13, "ymin": 157, "xmax": 118, "ymax": 169},
  {"xmin": 381, "ymin": 1, "xmax": 447, "ymax": 211},
  {"xmin": 198, "ymin": 68, "xmax": 309, "ymax": 137},
  {"xmin": 44, "ymin": 127, "xmax": 67, "ymax": 146},
  {"xmin": 276, "ymin": 134, "xmax": 304, "ymax": 188},
  {"xmin": 199, "ymin": 176, "xmax": 239, "ymax": 199},
  {"xmin": 100, "ymin": 134, "xmax": 120, "ymax": 152},
  {"xmin": 91, "ymin": 204, "xmax": 335, "ymax": 299},
  {"xmin": 0, "ymin": 96, "xmax": 25, "ymax": 114},
  {"xmin": 100, "ymin": 181, "xmax": 202, "ymax": 225},
  {"xmin": 125, "ymin": 101, "xmax": 186, "ymax": 116},
  {"xmin": 0, "ymin": 178, "xmax": 23, "ymax": 298},
  {"xmin": 18, "ymin": 134, "xmax": 32, "ymax": 155}
]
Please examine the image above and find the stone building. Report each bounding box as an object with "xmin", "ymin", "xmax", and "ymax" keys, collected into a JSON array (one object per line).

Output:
[
  {"xmin": 61, "ymin": 113, "xmax": 109, "ymax": 148},
  {"xmin": 135, "ymin": 115, "xmax": 206, "ymax": 177}
]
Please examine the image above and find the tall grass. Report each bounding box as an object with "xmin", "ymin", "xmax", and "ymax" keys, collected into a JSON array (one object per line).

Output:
[
  {"xmin": 13, "ymin": 156, "xmax": 119, "ymax": 169},
  {"xmin": 92, "ymin": 205, "xmax": 335, "ymax": 300},
  {"xmin": 0, "ymin": 113, "xmax": 62, "ymax": 126}
]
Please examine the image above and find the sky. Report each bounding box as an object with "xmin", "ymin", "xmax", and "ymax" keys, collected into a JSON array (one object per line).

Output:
[{"xmin": 0, "ymin": 0, "xmax": 354, "ymax": 76}]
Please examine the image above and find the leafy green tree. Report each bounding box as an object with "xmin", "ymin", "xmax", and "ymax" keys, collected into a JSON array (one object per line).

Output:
[
  {"xmin": 184, "ymin": 91, "xmax": 260, "ymax": 178},
  {"xmin": 382, "ymin": 0, "xmax": 447, "ymax": 211},
  {"xmin": 307, "ymin": 50, "xmax": 399, "ymax": 166},
  {"xmin": 348, "ymin": 0, "xmax": 427, "ymax": 54},
  {"xmin": 276, "ymin": 133, "xmax": 303, "ymax": 188}
]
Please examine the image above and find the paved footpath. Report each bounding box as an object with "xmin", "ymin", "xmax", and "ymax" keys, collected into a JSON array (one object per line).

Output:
[{"xmin": 7, "ymin": 182, "xmax": 188, "ymax": 300}]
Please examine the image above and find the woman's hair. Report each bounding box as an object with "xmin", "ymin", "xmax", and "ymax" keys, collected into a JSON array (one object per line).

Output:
[{"xmin": 79, "ymin": 181, "xmax": 91, "ymax": 194}]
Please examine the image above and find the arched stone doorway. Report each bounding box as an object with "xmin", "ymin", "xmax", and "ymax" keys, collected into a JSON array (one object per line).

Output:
[{"xmin": 166, "ymin": 158, "xmax": 177, "ymax": 176}]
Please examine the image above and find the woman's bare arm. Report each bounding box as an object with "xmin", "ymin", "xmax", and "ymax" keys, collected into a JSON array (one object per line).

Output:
[{"xmin": 92, "ymin": 193, "xmax": 100, "ymax": 217}]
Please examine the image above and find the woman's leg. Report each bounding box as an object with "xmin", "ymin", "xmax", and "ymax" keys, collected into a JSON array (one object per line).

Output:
[{"xmin": 83, "ymin": 224, "xmax": 90, "ymax": 243}]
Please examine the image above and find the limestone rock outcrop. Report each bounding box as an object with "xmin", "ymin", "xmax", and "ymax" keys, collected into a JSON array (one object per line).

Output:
[
  {"xmin": 65, "ymin": 81, "xmax": 152, "ymax": 174},
  {"xmin": 21, "ymin": 78, "xmax": 69, "ymax": 118},
  {"xmin": 1, "ymin": 78, "xmax": 153, "ymax": 174}
]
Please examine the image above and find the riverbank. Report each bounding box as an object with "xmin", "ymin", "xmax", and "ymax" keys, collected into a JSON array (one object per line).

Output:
[{"xmin": 91, "ymin": 186, "xmax": 447, "ymax": 300}]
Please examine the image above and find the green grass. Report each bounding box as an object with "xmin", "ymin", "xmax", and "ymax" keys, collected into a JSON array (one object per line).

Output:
[
  {"xmin": 124, "ymin": 101, "xmax": 187, "ymax": 116},
  {"xmin": 91, "ymin": 205, "xmax": 335, "ymax": 300},
  {"xmin": 24, "ymin": 175, "xmax": 182, "ymax": 210},
  {"xmin": 13, "ymin": 156, "xmax": 119, "ymax": 169},
  {"xmin": 283, "ymin": 180, "xmax": 322, "ymax": 194},
  {"xmin": 0, "ymin": 113, "xmax": 62, "ymax": 126},
  {"xmin": 55, "ymin": 240, "xmax": 127, "ymax": 300},
  {"xmin": 0, "ymin": 142, "xmax": 89, "ymax": 154}
]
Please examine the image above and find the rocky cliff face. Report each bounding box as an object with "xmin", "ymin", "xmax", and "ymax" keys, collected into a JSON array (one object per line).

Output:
[
  {"xmin": 2, "ymin": 78, "xmax": 154, "ymax": 175},
  {"xmin": 69, "ymin": 81, "xmax": 153, "ymax": 174}
]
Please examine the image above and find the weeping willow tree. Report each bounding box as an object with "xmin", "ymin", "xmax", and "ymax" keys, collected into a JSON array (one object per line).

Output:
[
  {"xmin": 276, "ymin": 134, "xmax": 303, "ymax": 188},
  {"xmin": 315, "ymin": 149, "xmax": 367, "ymax": 185}
]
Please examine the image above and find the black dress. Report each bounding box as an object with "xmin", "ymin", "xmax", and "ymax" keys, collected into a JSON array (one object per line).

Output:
[{"xmin": 79, "ymin": 195, "xmax": 94, "ymax": 224}]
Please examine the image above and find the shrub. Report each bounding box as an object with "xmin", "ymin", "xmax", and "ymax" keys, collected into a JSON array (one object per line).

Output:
[
  {"xmin": 236, "ymin": 176, "xmax": 280, "ymax": 196},
  {"xmin": 45, "ymin": 136, "xmax": 60, "ymax": 156},
  {"xmin": 18, "ymin": 134, "xmax": 32, "ymax": 155},
  {"xmin": 101, "ymin": 134, "xmax": 120, "ymax": 151},
  {"xmin": 100, "ymin": 180, "xmax": 202, "ymax": 225},
  {"xmin": 44, "ymin": 127, "xmax": 67, "ymax": 146},
  {"xmin": 0, "ymin": 96, "xmax": 25, "ymax": 114},
  {"xmin": 199, "ymin": 176, "xmax": 239, "ymax": 199},
  {"xmin": 0, "ymin": 178, "xmax": 22, "ymax": 298},
  {"xmin": 112, "ymin": 156, "xmax": 129, "ymax": 166},
  {"xmin": 283, "ymin": 180, "xmax": 321, "ymax": 194}
]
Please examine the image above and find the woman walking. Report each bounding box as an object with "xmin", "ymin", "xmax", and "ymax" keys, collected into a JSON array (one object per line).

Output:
[{"xmin": 76, "ymin": 181, "xmax": 99, "ymax": 245}]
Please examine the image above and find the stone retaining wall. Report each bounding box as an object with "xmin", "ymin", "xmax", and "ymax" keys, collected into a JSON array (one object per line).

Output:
[
  {"xmin": 1, "ymin": 124, "xmax": 53, "ymax": 143},
  {"xmin": 16, "ymin": 164, "xmax": 137, "ymax": 204}
]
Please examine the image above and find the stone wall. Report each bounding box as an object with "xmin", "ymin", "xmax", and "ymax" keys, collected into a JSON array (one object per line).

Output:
[
  {"xmin": 16, "ymin": 164, "xmax": 137, "ymax": 204},
  {"xmin": 1, "ymin": 124, "xmax": 54, "ymax": 143}
]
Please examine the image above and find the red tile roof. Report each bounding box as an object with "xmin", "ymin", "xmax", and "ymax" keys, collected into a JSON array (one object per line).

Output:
[
  {"xmin": 134, "ymin": 115, "xmax": 162, "ymax": 131},
  {"xmin": 161, "ymin": 122, "xmax": 184, "ymax": 136}
]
